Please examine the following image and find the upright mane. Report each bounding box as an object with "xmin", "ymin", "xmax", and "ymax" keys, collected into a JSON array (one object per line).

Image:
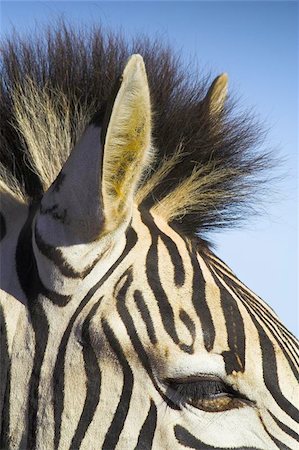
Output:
[{"xmin": 0, "ymin": 23, "xmax": 272, "ymax": 240}]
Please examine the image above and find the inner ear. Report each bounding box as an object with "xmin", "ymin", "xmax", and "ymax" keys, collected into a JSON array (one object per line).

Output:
[{"xmin": 100, "ymin": 54, "xmax": 152, "ymax": 231}]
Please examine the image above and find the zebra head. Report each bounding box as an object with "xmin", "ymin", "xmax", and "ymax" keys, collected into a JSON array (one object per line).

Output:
[{"xmin": 1, "ymin": 49, "xmax": 298, "ymax": 450}]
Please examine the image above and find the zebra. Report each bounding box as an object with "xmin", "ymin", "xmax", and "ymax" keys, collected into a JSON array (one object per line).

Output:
[{"xmin": 0, "ymin": 25, "xmax": 298, "ymax": 450}]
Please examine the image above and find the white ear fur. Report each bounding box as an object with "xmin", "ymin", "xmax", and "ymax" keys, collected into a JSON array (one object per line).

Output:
[{"xmin": 102, "ymin": 54, "xmax": 152, "ymax": 229}]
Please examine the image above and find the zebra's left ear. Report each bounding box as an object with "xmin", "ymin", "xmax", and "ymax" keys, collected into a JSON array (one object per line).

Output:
[
  {"xmin": 37, "ymin": 55, "xmax": 151, "ymax": 245},
  {"xmin": 101, "ymin": 54, "xmax": 152, "ymax": 231}
]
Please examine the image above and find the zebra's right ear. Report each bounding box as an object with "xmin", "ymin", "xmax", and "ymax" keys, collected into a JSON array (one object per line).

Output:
[
  {"xmin": 204, "ymin": 73, "xmax": 228, "ymax": 118},
  {"xmin": 36, "ymin": 55, "xmax": 151, "ymax": 245}
]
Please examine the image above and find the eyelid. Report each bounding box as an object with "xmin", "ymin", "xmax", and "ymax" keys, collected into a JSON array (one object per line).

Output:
[
  {"xmin": 165, "ymin": 375, "xmax": 253, "ymax": 404},
  {"xmin": 165, "ymin": 373, "xmax": 225, "ymax": 384},
  {"xmin": 165, "ymin": 375, "xmax": 232, "ymax": 400}
]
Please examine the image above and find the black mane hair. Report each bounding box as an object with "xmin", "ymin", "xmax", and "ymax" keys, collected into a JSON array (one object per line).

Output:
[{"xmin": 0, "ymin": 22, "xmax": 274, "ymax": 239}]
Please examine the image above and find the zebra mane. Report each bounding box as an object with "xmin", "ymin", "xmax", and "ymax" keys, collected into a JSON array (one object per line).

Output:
[{"xmin": 0, "ymin": 23, "xmax": 273, "ymax": 238}]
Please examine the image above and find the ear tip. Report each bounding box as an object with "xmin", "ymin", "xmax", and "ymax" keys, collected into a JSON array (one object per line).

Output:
[
  {"xmin": 217, "ymin": 72, "xmax": 228, "ymax": 85},
  {"xmin": 126, "ymin": 54, "xmax": 146, "ymax": 71},
  {"xmin": 130, "ymin": 53, "xmax": 144, "ymax": 62}
]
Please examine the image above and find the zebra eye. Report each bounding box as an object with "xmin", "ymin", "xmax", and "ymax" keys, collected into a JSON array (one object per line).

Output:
[{"xmin": 166, "ymin": 375, "xmax": 250, "ymax": 412}]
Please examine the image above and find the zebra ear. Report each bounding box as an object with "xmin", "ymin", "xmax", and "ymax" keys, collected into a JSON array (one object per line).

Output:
[
  {"xmin": 205, "ymin": 73, "xmax": 228, "ymax": 117},
  {"xmin": 37, "ymin": 55, "xmax": 151, "ymax": 245},
  {"xmin": 101, "ymin": 54, "xmax": 152, "ymax": 231}
]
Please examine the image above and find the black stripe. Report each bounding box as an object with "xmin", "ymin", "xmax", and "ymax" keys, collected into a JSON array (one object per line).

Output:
[
  {"xmin": 141, "ymin": 210, "xmax": 192, "ymax": 353},
  {"xmin": 26, "ymin": 302, "xmax": 49, "ymax": 450},
  {"xmin": 251, "ymin": 314, "xmax": 299, "ymax": 423},
  {"xmin": 141, "ymin": 210, "xmax": 185, "ymax": 287},
  {"xmin": 40, "ymin": 289, "xmax": 70, "ymax": 306},
  {"xmin": 102, "ymin": 320, "xmax": 133, "ymax": 450},
  {"xmin": 209, "ymin": 268, "xmax": 245, "ymax": 373},
  {"xmin": 53, "ymin": 299, "xmax": 100, "ymax": 450},
  {"xmin": 159, "ymin": 231, "xmax": 185, "ymax": 287},
  {"xmin": 214, "ymin": 270, "xmax": 299, "ymax": 422},
  {"xmin": 179, "ymin": 309, "xmax": 196, "ymax": 347},
  {"xmin": 211, "ymin": 261, "xmax": 299, "ymax": 384},
  {"xmin": 268, "ymin": 410, "xmax": 299, "ymax": 442},
  {"xmin": 34, "ymin": 226, "xmax": 105, "ymax": 279},
  {"xmin": 189, "ymin": 249, "xmax": 215, "ymax": 352},
  {"xmin": 0, "ymin": 305, "xmax": 10, "ymax": 449},
  {"xmin": 14, "ymin": 204, "xmax": 70, "ymax": 449},
  {"xmin": 133, "ymin": 290, "xmax": 157, "ymax": 345},
  {"xmin": 115, "ymin": 269, "xmax": 180, "ymax": 410},
  {"xmin": 16, "ymin": 204, "xmax": 71, "ymax": 307},
  {"xmin": 70, "ymin": 299, "xmax": 102, "ymax": 449},
  {"xmin": 237, "ymin": 289, "xmax": 299, "ymax": 384},
  {"xmin": 209, "ymin": 257, "xmax": 298, "ymax": 354},
  {"xmin": 145, "ymin": 235, "xmax": 179, "ymax": 344},
  {"xmin": 15, "ymin": 203, "xmax": 50, "ymax": 449},
  {"xmin": 134, "ymin": 399, "xmax": 157, "ymax": 450},
  {"xmin": 227, "ymin": 288, "xmax": 299, "ymax": 424},
  {"xmin": 267, "ymin": 432, "xmax": 292, "ymax": 450},
  {"xmin": 174, "ymin": 425, "xmax": 262, "ymax": 449},
  {"xmin": 258, "ymin": 411, "xmax": 294, "ymax": 450},
  {"xmin": 209, "ymin": 264, "xmax": 299, "ymax": 424},
  {"xmin": 0, "ymin": 212, "xmax": 6, "ymax": 241},
  {"xmin": 243, "ymin": 293, "xmax": 299, "ymax": 383},
  {"xmin": 212, "ymin": 259, "xmax": 299, "ymax": 363},
  {"xmin": 53, "ymin": 226, "xmax": 138, "ymax": 449}
]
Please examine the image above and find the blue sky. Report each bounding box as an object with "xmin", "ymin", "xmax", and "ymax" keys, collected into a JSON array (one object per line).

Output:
[{"xmin": 1, "ymin": 1, "xmax": 298, "ymax": 335}]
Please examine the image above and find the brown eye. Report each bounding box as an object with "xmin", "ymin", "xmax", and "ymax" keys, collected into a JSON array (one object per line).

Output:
[
  {"xmin": 166, "ymin": 376, "xmax": 250, "ymax": 412},
  {"xmin": 187, "ymin": 394, "xmax": 244, "ymax": 412}
]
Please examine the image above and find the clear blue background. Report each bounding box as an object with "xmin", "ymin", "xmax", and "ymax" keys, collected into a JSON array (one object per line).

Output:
[{"xmin": 1, "ymin": 1, "xmax": 298, "ymax": 335}]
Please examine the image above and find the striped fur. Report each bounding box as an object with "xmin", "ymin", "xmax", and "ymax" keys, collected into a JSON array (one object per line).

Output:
[{"xmin": 1, "ymin": 207, "xmax": 298, "ymax": 449}]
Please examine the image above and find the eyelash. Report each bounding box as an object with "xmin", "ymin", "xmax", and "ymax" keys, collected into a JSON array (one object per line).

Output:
[
  {"xmin": 165, "ymin": 376, "xmax": 250, "ymax": 412},
  {"xmin": 171, "ymin": 379, "xmax": 233, "ymax": 400}
]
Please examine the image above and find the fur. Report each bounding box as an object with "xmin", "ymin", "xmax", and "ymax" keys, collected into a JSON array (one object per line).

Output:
[
  {"xmin": 102, "ymin": 54, "xmax": 152, "ymax": 226},
  {"xmin": 0, "ymin": 23, "xmax": 273, "ymax": 239}
]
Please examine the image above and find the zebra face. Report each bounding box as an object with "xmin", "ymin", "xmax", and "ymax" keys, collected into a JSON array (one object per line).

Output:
[
  {"xmin": 1, "ymin": 53, "xmax": 298, "ymax": 450},
  {"xmin": 69, "ymin": 206, "xmax": 295, "ymax": 449}
]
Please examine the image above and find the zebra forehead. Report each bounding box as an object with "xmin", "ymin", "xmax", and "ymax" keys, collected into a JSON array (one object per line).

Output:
[{"xmin": 104, "ymin": 210, "xmax": 235, "ymax": 345}]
